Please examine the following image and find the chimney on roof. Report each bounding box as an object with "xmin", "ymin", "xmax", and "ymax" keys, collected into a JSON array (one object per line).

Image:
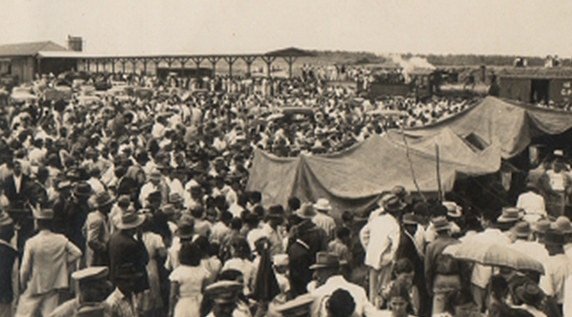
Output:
[{"xmin": 67, "ymin": 35, "xmax": 83, "ymax": 52}]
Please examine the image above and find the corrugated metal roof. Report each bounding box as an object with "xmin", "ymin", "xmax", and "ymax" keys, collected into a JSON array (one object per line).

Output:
[
  {"xmin": 0, "ymin": 41, "xmax": 68, "ymax": 57},
  {"xmin": 497, "ymin": 67, "xmax": 572, "ymax": 79}
]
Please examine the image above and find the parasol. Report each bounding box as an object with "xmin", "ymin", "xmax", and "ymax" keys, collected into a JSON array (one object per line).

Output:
[
  {"xmin": 77, "ymin": 95, "xmax": 101, "ymax": 105},
  {"xmin": 443, "ymin": 241, "xmax": 544, "ymax": 274},
  {"xmin": 10, "ymin": 92, "xmax": 38, "ymax": 101}
]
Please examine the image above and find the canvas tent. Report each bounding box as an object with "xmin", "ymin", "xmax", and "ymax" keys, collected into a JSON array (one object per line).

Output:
[
  {"xmin": 247, "ymin": 128, "xmax": 500, "ymax": 216},
  {"xmin": 402, "ymin": 96, "xmax": 572, "ymax": 159}
]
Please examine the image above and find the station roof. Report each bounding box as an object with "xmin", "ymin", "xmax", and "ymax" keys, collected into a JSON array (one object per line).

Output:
[{"xmin": 0, "ymin": 41, "xmax": 68, "ymax": 57}]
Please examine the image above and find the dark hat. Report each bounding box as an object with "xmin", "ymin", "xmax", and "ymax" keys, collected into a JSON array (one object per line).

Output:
[
  {"xmin": 533, "ymin": 218, "xmax": 551, "ymax": 233},
  {"xmin": 267, "ymin": 205, "xmax": 285, "ymax": 218},
  {"xmin": 175, "ymin": 215, "xmax": 195, "ymax": 239},
  {"xmin": 204, "ymin": 280, "xmax": 243, "ymax": 304},
  {"xmin": 512, "ymin": 221, "xmax": 531, "ymax": 238},
  {"xmin": 543, "ymin": 229, "xmax": 565, "ymax": 246},
  {"xmin": 117, "ymin": 195, "xmax": 131, "ymax": 207},
  {"xmin": 114, "ymin": 263, "xmax": 143, "ymax": 280},
  {"xmin": 383, "ymin": 194, "xmax": 407, "ymax": 214},
  {"xmin": 295, "ymin": 203, "xmax": 317, "ymax": 220},
  {"xmin": 73, "ymin": 182, "xmax": 92, "ymax": 197},
  {"xmin": 117, "ymin": 209, "xmax": 145, "ymax": 230},
  {"xmin": 169, "ymin": 192, "xmax": 184, "ymax": 204},
  {"xmin": 71, "ymin": 266, "xmax": 109, "ymax": 282},
  {"xmin": 95, "ymin": 191, "xmax": 115, "ymax": 208},
  {"xmin": 309, "ymin": 252, "xmax": 340, "ymax": 270},
  {"xmin": 160, "ymin": 204, "xmax": 176, "ymax": 215},
  {"xmin": 515, "ymin": 282, "xmax": 545, "ymax": 306},
  {"xmin": 432, "ymin": 216, "xmax": 450, "ymax": 232},
  {"xmin": 551, "ymin": 216, "xmax": 572, "ymax": 234},
  {"xmin": 275, "ymin": 294, "xmax": 315, "ymax": 317},
  {"xmin": 497, "ymin": 207, "xmax": 524, "ymax": 223}
]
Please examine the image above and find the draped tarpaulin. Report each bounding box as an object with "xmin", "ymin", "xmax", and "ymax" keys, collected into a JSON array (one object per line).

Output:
[
  {"xmin": 247, "ymin": 128, "xmax": 501, "ymax": 216},
  {"xmin": 403, "ymin": 96, "xmax": 572, "ymax": 159}
]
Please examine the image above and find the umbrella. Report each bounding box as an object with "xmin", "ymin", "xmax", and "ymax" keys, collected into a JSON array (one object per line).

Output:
[
  {"xmin": 443, "ymin": 241, "xmax": 544, "ymax": 274},
  {"xmin": 77, "ymin": 95, "xmax": 101, "ymax": 105},
  {"xmin": 10, "ymin": 93, "xmax": 38, "ymax": 101},
  {"xmin": 281, "ymin": 107, "xmax": 314, "ymax": 116}
]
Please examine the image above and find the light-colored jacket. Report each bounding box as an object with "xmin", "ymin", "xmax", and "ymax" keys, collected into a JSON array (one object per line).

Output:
[
  {"xmin": 20, "ymin": 230, "xmax": 82, "ymax": 295},
  {"xmin": 360, "ymin": 212, "xmax": 400, "ymax": 270}
]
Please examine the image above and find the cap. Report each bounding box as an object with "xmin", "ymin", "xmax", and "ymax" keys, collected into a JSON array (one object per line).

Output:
[{"xmin": 71, "ymin": 266, "xmax": 109, "ymax": 282}]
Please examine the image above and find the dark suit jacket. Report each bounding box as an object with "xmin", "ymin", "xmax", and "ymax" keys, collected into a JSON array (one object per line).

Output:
[
  {"xmin": 108, "ymin": 230, "xmax": 150, "ymax": 293},
  {"xmin": 2, "ymin": 174, "xmax": 33, "ymax": 208}
]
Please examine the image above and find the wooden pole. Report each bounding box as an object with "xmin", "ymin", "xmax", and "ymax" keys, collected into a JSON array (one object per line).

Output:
[{"xmin": 436, "ymin": 143, "xmax": 444, "ymax": 202}]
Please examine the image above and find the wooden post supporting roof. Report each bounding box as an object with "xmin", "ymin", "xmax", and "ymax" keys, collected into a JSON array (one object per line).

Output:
[
  {"xmin": 207, "ymin": 57, "xmax": 220, "ymax": 77},
  {"xmin": 241, "ymin": 56, "xmax": 257, "ymax": 77}
]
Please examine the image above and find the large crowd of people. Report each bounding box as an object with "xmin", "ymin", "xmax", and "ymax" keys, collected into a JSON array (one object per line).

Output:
[{"xmin": 0, "ymin": 69, "xmax": 571, "ymax": 317}]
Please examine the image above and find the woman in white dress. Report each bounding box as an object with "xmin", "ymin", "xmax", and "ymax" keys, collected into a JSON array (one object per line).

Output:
[{"xmin": 169, "ymin": 242, "xmax": 211, "ymax": 317}]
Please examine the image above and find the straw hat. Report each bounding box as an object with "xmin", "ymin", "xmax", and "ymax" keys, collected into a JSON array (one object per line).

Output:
[
  {"xmin": 313, "ymin": 198, "xmax": 332, "ymax": 212},
  {"xmin": 116, "ymin": 209, "xmax": 145, "ymax": 230},
  {"xmin": 497, "ymin": 207, "xmax": 524, "ymax": 223}
]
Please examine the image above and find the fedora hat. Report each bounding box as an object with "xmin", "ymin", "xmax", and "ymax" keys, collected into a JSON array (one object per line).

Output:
[
  {"xmin": 309, "ymin": 252, "xmax": 340, "ymax": 270},
  {"xmin": 443, "ymin": 201, "xmax": 462, "ymax": 218},
  {"xmin": 497, "ymin": 207, "xmax": 524, "ymax": 223},
  {"xmin": 175, "ymin": 215, "xmax": 195, "ymax": 239},
  {"xmin": 383, "ymin": 195, "xmax": 407, "ymax": 214},
  {"xmin": 117, "ymin": 195, "xmax": 131, "ymax": 207},
  {"xmin": 95, "ymin": 191, "xmax": 115, "ymax": 209},
  {"xmin": 432, "ymin": 216, "xmax": 450, "ymax": 232},
  {"xmin": 295, "ymin": 203, "xmax": 317, "ymax": 220},
  {"xmin": 205, "ymin": 280, "xmax": 243, "ymax": 304},
  {"xmin": 551, "ymin": 216, "xmax": 572, "ymax": 234},
  {"xmin": 313, "ymin": 198, "xmax": 332, "ymax": 212},
  {"xmin": 515, "ymin": 282, "xmax": 544, "ymax": 306},
  {"xmin": 0, "ymin": 211, "xmax": 14, "ymax": 227},
  {"xmin": 275, "ymin": 294, "xmax": 315, "ymax": 317},
  {"xmin": 117, "ymin": 209, "xmax": 145, "ymax": 230},
  {"xmin": 71, "ymin": 266, "xmax": 109, "ymax": 283},
  {"xmin": 512, "ymin": 221, "xmax": 531, "ymax": 238},
  {"xmin": 533, "ymin": 218, "xmax": 551, "ymax": 233},
  {"xmin": 73, "ymin": 182, "xmax": 92, "ymax": 197},
  {"xmin": 402, "ymin": 212, "xmax": 419, "ymax": 225}
]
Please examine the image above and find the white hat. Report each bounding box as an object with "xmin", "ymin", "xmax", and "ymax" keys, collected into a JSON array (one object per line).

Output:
[{"xmin": 313, "ymin": 198, "xmax": 332, "ymax": 212}]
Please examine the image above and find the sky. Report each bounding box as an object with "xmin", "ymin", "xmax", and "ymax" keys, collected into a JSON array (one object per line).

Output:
[{"xmin": 0, "ymin": 0, "xmax": 571, "ymax": 57}]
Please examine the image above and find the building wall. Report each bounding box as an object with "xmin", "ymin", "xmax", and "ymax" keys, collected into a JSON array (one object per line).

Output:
[
  {"xmin": 499, "ymin": 77, "xmax": 530, "ymax": 102},
  {"xmin": 10, "ymin": 57, "xmax": 35, "ymax": 83}
]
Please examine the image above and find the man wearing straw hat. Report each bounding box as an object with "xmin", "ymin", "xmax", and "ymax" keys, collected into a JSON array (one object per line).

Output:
[
  {"xmin": 16, "ymin": 207, "xmax": 83, "ymax": 317},
  {"xmin": 360, "ymin": 194, "xmax": 403, "ymax": 306},
  {"xmin": 108, "ymin": 209, "xmax": 149, "ymax": 297}
]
